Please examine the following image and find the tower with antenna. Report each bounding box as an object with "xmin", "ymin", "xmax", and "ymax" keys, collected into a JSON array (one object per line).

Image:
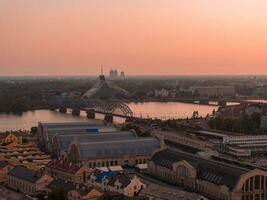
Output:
[
  {"xmin": 99, "ymin": 65, "xmax": 105, "ymax": 81},
  {"xmin": 100, "ymin": 65, "xmax": 103, "ymax": 75}
]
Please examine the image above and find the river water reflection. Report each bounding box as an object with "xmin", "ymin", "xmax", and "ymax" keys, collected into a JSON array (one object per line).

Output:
[
  {"xmin": 0, "ymin": 102, "xmax": 218, "ymax": 131},
  {"xmin": 127, "ymin": 102, "xmax": 217, "ymax": 119}
]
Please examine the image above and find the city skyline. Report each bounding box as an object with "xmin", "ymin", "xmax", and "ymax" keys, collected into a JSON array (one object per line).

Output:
[{"xmin": 1, "ymin": 0, "xmax": 267, "ymax": 76}]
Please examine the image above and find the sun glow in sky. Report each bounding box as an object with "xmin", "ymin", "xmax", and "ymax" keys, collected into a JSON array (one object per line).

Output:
[{"xmin": 1, "ymin": 0, "xmax": 267, "ymax": 75}]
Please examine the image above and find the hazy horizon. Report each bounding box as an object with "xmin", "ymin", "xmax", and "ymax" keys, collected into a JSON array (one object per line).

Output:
[
  {"xmin": 1, "ymin": 0, "xmax": 267, "ymax": 75},
  {"xmin": 1, "ymin": 74, "xmax": 267, "ymax": 79}
]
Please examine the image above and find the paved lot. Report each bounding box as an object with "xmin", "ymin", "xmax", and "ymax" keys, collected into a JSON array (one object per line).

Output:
[{"xmin": 138, "ymin": 173, "xmax": 206, "ymax": 200}]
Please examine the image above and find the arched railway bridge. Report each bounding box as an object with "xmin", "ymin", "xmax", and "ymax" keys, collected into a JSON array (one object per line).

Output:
[
  {"xmin": 81, "ymin": 101, "xmax": 138, "ymax": 122},
  {"xmin": 58, "ymin": 101, "xmax": 148, "ymax": 123},
  {"xmin": 91, "ymin": 101, "xmax": 133, "ymax": 117},
  {"xmin": 57, "ymin": 100, "xmax": 215, "ymax": 122}
]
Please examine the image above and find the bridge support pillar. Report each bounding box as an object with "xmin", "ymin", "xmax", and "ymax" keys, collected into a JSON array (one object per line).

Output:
[
  {"xmin": 218, "ymin": 100, "xmax": 227, "ymax": 107},
  {"xmin": 86, "ymin": 109, "xmax": 96, "ymax": 119},
  {"xmin": 72, "ymin": 108, "xmax": 80, "ymax": 116},
  {"xmin": 59, "ymin": 107, "xmax": 67, "ymax": 113},
  {"xmin": 104, "ymin": 113, "xmax": 113, "ymax": 123},
  {"xmin": 199, "ymin": 99, "xmax": 209, "ymax": 105}
]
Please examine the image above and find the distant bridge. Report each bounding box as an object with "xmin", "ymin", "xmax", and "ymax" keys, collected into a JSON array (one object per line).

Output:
[
  {"xmin": 89, "ymin": 101, "xmax": 134, "ymax": 117},
  {"xmin": 59, "ymin": 99, "xmax": 250, "ymax": 122},
  {"xmin": 58, "ymin": 101, "xmax": 152, "ymax": 123},
  {"xmin": 81, "ymin": 101, "xmax": 141, "ymax": 122}
]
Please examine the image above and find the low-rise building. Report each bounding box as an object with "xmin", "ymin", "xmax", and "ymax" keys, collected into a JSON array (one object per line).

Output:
[
  {"xmin": 216, "ymin": 104, "xmax": 245, "ymax": 119},
  {"xmin": 0, "ymin": 142, "xmax": 51, "ymax": 170},
  {"xmin": 190, "ymin": 86, "xmax": 235, "ymax": 97},
  {"xmin": 46, "ymin": 178, "xmax": 76, "ymax": 193},
  {"xmin": 88, "ymin": 171, "xmax": 145, "ymax": 197},
  {"xmin": 148, "ymin": 148, "xmax": 267, "ymax": 200},
  {"xmin": 68, "ymin": 187, "xmax": 103, "ymax": 200},
  {"xmin": 243, "ymin": 103, "xmax": 265, "ymax": 118},
  {"xmin": 154, "ymin": 89, "xmax": 169, "ymax": 98},
  {"xmin": 47, "ymin": 178, "xmax": 103, "ymax": 200},
  {"xmin": 220, "ymin": 135, "xmax": 267, "ymax": 157},
  {"xmin": 0, "ymin": 132, "xmax": 23, "ymax": 145},
  {"xmin": 217, "ymin": 103, "xmax": 266, "ymax": 120},
  {"xmin": 46, "ymin": 160, "xmax": 91, "ymax": 184},
  {"xmin": 7, "ymin": 166, "xmax": 53, "ymax": 195},
  {"xmin": 0, "ymin": 160, "xmax": 14, "ymax": 184}
]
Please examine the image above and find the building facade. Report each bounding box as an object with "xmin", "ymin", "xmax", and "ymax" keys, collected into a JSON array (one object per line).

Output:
[
  {"xmin": 7, "ymin": 166, "xmax": 53, "ymax": 195},
  {"xmin": 46, "ymin": 160, "xmax": 91, "ymax": 184},
  {"xmin": 68, "ymin": 137, "xmax": 159, "ymax": 168},
  {"xmin": 148, "ymin": 148, "xmax": 267, "ymax": 200},
  {"xmin": 39, "ymin": 122, "xmax": 160, "ymax": 171},
  {"xmin": 88, "ymin": 171, "xmax": 145, "ymax": 197},
  {"xmin": 37, "ymin": 121, "xmax": 106, "ymax": 151},
  {"xmin": 51, "ymin": 130, "xmax": 135, "ymax": 159},
  {"xmin": 191, "ymin": 86, "xmax": 235, "ymax": 97},
  {"xmin": 0, "ymin": 161, "xmax": 14, "ymax": 183},
  {"xmin": 220, "ymin": 135, "xmax": 267, "ymax": 157}
]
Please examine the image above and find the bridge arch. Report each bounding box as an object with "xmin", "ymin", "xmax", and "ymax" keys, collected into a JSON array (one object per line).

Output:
[
  {"xmin": 92, "ymin": 101, "xmax": 133, "ymax": 117},
  {"xmin": 104, "ymin": 102, "xmax": 134, "ymax": 117}
]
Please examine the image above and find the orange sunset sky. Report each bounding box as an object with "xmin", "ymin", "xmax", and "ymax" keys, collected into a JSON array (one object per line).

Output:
[{"xmin": 1, "ymin": 0, "xmax": 267, "ymax": 76}]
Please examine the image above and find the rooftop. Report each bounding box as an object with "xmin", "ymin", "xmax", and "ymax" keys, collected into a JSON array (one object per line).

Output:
[
  {"xmin": 76, "ymin": 137, "xmax": 160, "ymax": 160},
  {"xmin": 151, "ymin": 148, "xmax": 249, "ymax": 190},
  {"xmin": 47, "ymin": 178, "xmax": 76, "ymax": 192},
  {"xmin": 8, "ymin": 166, "xmax": 44, "ymax": 183},
  {"xmin": 47, "ymin": 160, "xmax": 84, "ymax": 175},
  {"xmin": 40, "ymin": 121, "xmax": 104, "ymax": 130},
  {"xmin": 56, "ymin": 130, "xmax": 136, "ymax": 151},
  {"xmin": 46, "ymin": 124, "xmax": 118, "ymax": 142},
  {"xmin": 95, "ymin": 171, "xmax": 115, "ymax": 183},
  {"xmin": 188, "ymin": 130, "xmax": 227, "ymax": 139},
  {"xmin": 0, "ymin": 131, "xmax": 24, "ymax": 140},
  {"xmin": 47, "ymin": 125, "xmax": 114, "ymax": 134},
  {"xmin": 108, "ymin": 174, "xmax": 132, "ymax": 188},
  {"xmin": 0, "ymin": 160, "xmax": 11, "ymax": 169}
]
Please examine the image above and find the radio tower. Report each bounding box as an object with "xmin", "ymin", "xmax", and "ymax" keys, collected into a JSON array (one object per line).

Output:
[{"xmin": 99, "ymin": 65, "xmax": 105, "ymax": 81}]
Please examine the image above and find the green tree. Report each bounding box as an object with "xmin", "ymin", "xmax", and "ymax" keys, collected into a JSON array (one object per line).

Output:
[{"xmin": 31, "ymin": 126, "xmax": 38, "ymax": 134}]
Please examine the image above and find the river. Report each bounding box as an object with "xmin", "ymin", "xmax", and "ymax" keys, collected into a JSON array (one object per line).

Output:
[
  {"xmin": 127, "ymin": 102, "xmax": 217, "ymax": 119},
  {"xmin": 0, "ymin": 102, "xmax": 218, "ymax": 131}
]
